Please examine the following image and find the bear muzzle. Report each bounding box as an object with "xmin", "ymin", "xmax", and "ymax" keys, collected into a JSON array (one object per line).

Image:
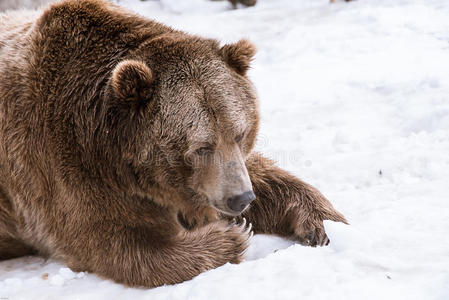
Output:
[{"xmin": 226, "ymin": 190, "xmax": 256, "ymax": 213}]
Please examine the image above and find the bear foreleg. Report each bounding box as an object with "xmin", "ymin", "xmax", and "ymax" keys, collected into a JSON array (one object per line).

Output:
[
  {"xmin": 243, "ymin": 153, "xmax": 347, "ymax": 246},
  {"xmin": 59, "ymin": 211, "xmax": 250, "ymax": 287}
]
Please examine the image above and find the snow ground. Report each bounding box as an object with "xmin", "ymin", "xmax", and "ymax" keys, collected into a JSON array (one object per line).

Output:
[{"xmin": 1, "ymin": 0, "xmax": 449, "ymax": 299}]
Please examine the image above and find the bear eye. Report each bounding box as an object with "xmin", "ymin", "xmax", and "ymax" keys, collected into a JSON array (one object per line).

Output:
[
  {"xmin": 235, "ymin": 133, "xmax": 244, "ymax": 144},
  {"xmin": 195, "ymin": 146, "xmax": 214, "ymax": 156}
]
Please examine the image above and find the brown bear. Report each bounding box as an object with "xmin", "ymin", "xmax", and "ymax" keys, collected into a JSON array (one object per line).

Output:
[
  {"xmin": 227, "ymin": 0, "xmax": 257, "ymax": 8},
  {"xmin": 0, "ymin": 0, "xmax": 347, "ymax": 287}
]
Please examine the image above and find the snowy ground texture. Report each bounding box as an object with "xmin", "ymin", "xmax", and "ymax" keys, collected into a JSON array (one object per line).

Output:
[{"xmin": 1, "ymin": 0, "xmax": 449, "ymax": 299}]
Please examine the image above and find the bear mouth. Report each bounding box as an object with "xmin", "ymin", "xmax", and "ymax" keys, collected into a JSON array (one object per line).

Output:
[{"xmin": 210, "ymin": 202, "xmax": 250, "ymax": 217}]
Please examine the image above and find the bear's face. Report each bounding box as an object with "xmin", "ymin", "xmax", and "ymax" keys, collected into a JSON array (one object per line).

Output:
[{"xmin": 110, "ymin": 36, "xmax": 259, "ymax": 216}]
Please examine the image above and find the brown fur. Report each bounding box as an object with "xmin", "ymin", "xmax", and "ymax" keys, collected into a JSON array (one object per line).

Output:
[{"xmin": 0, "ymin": 0, "xmax": 346, "ymax": 287}]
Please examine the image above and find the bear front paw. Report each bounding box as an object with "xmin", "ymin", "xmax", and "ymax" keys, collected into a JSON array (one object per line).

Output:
[
  {"xmin": 292, "ymin": 218, "xmax": 329, "ymax": 247},
  {"xmin": 283, "ymin": 200, "xmax": 346, "ymax": 247},
  {"xmin": 283, "ymin": 197, "xmax": 347, "ymax": 247},
  {"xmin": 281, "ymin": 186, "xmax": 347, "ymax": 247},
  {"xmin": 204, "ymin": 218, "xmax": 253, "ymax": 264},
  {"xmin": 177, "ymin": 205, "xmax": 219, "ymax": 230}
]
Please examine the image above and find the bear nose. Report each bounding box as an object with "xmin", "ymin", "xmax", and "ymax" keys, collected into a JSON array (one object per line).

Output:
[{"xmin": 227, "ymin": 191, "xmax": 256, "ymax": 213}]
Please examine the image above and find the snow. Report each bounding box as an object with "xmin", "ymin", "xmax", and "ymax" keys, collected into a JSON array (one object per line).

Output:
[{"xmin": 1, "ymin": 0, "xmax": 449, "ymax": 299}]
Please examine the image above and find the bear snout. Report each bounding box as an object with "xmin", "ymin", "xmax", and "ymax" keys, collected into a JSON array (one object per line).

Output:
[{"xmin": 226, "ymin": 190, "xmax": 256, "ymax": 213}]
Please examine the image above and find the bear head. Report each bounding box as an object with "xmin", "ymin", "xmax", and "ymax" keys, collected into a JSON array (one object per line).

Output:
[{"xmin": 108, "ymin": 34, "xmax": 259, "ymax": 216}]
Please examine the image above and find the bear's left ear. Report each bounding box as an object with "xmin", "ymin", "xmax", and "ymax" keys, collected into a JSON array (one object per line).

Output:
[
  {"xmin": 220, "ymin": 39, "xmax": 256, "ymax": 76},
  {"xmin": 111, "ymin": 60, "xmax": 154, "ymax": 103}
]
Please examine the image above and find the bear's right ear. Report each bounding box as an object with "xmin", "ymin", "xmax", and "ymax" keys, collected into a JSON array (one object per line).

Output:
[{"xmin": 111, "ymin": 60, "xmax": 154, "ymax": 103}]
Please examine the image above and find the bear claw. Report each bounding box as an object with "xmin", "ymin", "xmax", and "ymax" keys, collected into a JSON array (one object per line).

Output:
[{"xmin": 294, "ymin": 225, "xmax": 330, "ymax": 247}]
